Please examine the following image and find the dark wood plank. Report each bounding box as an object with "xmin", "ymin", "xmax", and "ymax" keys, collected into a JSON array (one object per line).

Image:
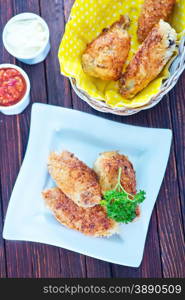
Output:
[
  {"xmin": 170, "ymin": 76, "xmax": 185, "ymax": 233},
  {"xmin": 63, "ymin": 0, "xmax": 162, "ymax": 278},
  {"xmin": 86, "ymin": 257, "xmax": 112, "ymax": 278},
  {"xmin": 40, "ymin": 0, "xmax": 72, "ymax": 108},
  {"xmin": 156, "ymin": 159, "xmax": 185, "ymax": 278},
  {"xmin": 0, "ymin": 194, "xmax": 6, "ymax": 278},
  {"xmin": 0, "ymin": 0, "xmax": 33, "ymax": 278},
  {"xmin": 0, "ymin": 114, "xmax": 33, "ymax": 277},
  {"xmin": 0, "ymin": 0, "xmax": 61, "ymax": 278},
  {"xmin": 40, "ymin": 0, "xmax": 86, "ymax": 277},
  {"xmin": 147, "ymin": 96, "xmax": 185, "ymax": 278},
  {"xmin": 63, "ymin": 0, "xmax": 74, "ymax": 21},
  {"xmin": 0, "ymin": 1, "xmax": 9, "ymax": 277},
  {"xmin": 58, "ymin": 249, "xmax": 86, "ymax": 278}
]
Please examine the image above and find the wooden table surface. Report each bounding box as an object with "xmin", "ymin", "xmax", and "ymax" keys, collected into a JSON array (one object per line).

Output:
[{"xmin": 0, "ymin": 0, "xmax": 184, "ymax": 278}]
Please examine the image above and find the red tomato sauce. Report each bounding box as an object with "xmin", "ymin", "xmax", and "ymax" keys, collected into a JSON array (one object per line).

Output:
[{"xmin": 0, "ymin": 68, "xmax": 27, "ymax": 106}]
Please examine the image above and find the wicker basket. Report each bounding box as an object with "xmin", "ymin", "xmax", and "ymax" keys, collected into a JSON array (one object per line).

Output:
[{"xmin": 70, "ymin": 33, "xmax": 185, "ymax": 116}]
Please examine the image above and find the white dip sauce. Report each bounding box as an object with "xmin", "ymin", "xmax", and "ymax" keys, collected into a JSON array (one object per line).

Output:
[{"xmin": 5, "ymin": 18, "xmax": 47, "ymax": 57}]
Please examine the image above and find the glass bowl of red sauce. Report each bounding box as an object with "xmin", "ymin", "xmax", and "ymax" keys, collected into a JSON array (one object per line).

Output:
[{"xmin": 0, "ymin": 64, "xmax": 30, "ymax": 115}]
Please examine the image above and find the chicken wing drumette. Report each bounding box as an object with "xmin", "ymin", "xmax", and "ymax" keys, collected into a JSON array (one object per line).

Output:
[
  {"xmin": 94, "ymin": 151, "xmax": 136, "ymax": 195},
  {"xmin": 43, "ymin": 187, "xmax": 118, "ymax": 237},
  {"xmin": 119, "ymin": 20, "xmax": 177, "ymax": 99},
  {"xmin": 82, "ymin": 16, "xmax": 131, "ymax": 81},
  {"xmin": 137, "ymin": 0, "xmax": 176, "ymax": 43},
  {"xmin": 48, "ymin": 151, "xmax": 102, "ymax": 208}
]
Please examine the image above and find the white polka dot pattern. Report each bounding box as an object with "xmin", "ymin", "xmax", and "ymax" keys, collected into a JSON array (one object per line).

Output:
[{"xmin": 58, "ymin": 0, "xmax": 185, "ymax": 108}]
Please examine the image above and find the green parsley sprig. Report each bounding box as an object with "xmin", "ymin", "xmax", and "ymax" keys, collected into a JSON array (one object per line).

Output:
[{"xmin": 100, "ymin": 168, "xmax": 146, "ymax": 223}]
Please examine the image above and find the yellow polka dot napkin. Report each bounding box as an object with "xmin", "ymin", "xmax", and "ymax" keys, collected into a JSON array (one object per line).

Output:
[{"xmin": 58, "ymin": 0, "xmax": 185, "ymax": 108}]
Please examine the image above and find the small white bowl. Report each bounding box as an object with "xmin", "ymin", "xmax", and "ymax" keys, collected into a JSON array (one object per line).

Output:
[
  {"xmin": 2, "ymin": 13, "xmax": 50, "ymax": 65},
  {"xmin": 0, "ymin": 64, "xmax": 30, "ymax": 115}
]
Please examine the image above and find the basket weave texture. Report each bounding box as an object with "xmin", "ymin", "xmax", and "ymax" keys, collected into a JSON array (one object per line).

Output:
[{"xmin": 71, "ymin": 34, "xmax": 185, "ymax": 116}]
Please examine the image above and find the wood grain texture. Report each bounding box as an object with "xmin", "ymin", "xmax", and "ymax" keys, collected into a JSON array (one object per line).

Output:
[
  {"xmin": 40, "ymin": 0, "xmax": 72, "ymax": 108},
  {"xmin": 169, "ymin": 76, "xmax": 185, "ymax": 234},
  {"xmin": 0, "ymin": 0, "xmax": 184, "ymax": 278},
  {"xmin": 0, "ymin": 194, "xmax": 6, "ymax": 278},
  {"xmin": 0, "ymin": 114, "xmax": 33, "ymax": 277},
  {"xmin": 146, "ymin": 96, "xmax": 185, "ymax": 278},
  {"xmin": 1, "ymin": 0, "xmax": 60, "ymax": 278},
  {"xmin": 0, "ymin": 0, "xmax": 33, "ymax": 278},
  {"xmin": 0, "ymin": 0, "xmax": 9, "ymax": 278}
]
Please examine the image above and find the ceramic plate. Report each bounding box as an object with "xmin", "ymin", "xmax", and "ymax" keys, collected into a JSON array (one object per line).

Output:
[{"xmin": 3, "ymin": 103, "xmax": 172, "ymax": 267}]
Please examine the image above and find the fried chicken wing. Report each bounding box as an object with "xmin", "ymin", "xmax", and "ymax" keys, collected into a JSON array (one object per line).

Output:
[
  {"xmin": 137, "ymin": 0, "xmax": 176, "ymax": 43},
  {"xmin": 82, "ymin": 15, "xmax": 131, "ymax": 81},
  {"xmin": 43, "ymin": 187, "xmax": 118, "ymax": 237},
  {"xmin": 119, "ymin": 20, "xmax": 177, "ymax": 99},
  {"xmin": 48, "ymin": 151, "xmax": 102, "ymax": 208},
  {"xmin": 94, "ymin": 151, "xmax": 136, "ymax": 195}
]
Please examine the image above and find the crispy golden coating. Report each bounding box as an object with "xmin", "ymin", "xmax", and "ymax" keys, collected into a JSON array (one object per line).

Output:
[
  {"xmin": 137, "ymin": 0, "xmax": 176, "ymax": 43},
  {"xmin": 43, "ymin": 187, "xmax": 118, "ymax": 237},
  {"xmin": 48, "ymin": 151, "xmax": 102, "ymax": 208},
  {"xmin": 94, "ymin": 151, "xmax": 136, "ymax": 195},
  {"xmin": 119, "ymin": 20, "xmax": 177, "ymax": 99},
  {"xmin": 82, "ymin": 15, "xmax": 131, "ymax": 81}
]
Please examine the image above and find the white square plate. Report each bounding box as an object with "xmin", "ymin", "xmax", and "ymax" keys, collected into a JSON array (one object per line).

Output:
[{"xmin": 3, "ymin": 103, "xmax": 172, "ymax": 267}]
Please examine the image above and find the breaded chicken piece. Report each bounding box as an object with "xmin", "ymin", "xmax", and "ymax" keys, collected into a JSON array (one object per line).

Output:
[
  {"xmin": 119, "ymin": 20, "xmax": 177, "ymax": 99},
  {"xmin": 137, "ymin": 0, "xmax": 176, "ymax": 43},
  {"xmin": 43, "ymin": 187, "xmax": 118, "ymax": 237},
  {"xmin": 94, "ymin": 151, "xmax": 136, "ymax": 195},
  {"xmin": 48, "ymin": 151, "xmax": 101, "ymax": 208},
  {"xmin": 82, "ymin": 15, "xmax": 131, "ymax": 81}
]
